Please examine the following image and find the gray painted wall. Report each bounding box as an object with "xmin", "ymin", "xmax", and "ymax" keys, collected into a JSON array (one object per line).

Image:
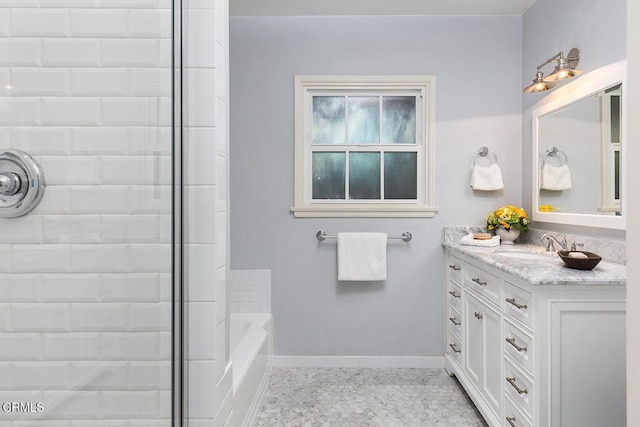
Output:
[
  {"xmin": 522, "ymin": 0, "xmax": 626, "ymax": 238},
  {"xmin": 230, "ymin": 16, "xmax": 522, "ymax": 356}
]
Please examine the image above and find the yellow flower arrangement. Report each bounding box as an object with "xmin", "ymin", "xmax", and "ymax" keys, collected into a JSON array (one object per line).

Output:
[{"xmin": 486, "ymin": 205, "xmax": 529, "ymax": 232}]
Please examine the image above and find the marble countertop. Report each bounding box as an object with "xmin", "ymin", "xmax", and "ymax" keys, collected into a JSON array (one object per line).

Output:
[{"xmin": 443, "ymin": 241, "xmax": 626, "ymax": 286}]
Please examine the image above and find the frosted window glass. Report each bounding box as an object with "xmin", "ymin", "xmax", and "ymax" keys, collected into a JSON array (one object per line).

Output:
[
  {"xmin": 383, "ymin": 96, "xmax": 416, "ymax": 144},
  {"xmin": 312, "ymin": 152, "xmax": 345, "ymax": 199},
  {"xmin": 348, "ymin": 97, "xmax": 380, "ymax": 144},
  {"xmin": 349, "ymin": 152, "xmax": 380, "ymax": 199},
  {"xmin": 312, "ymin": 96, "xmax": 345, "ymax": 144},
  {"xmin": 384, "ymin": 152, "xmax": 417, "ymax": 199}
]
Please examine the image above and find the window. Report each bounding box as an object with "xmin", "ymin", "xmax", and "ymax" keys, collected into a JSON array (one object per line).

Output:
[{"xmin": 291, "ymin": 76, "xmax": 437, "ymax": 217}]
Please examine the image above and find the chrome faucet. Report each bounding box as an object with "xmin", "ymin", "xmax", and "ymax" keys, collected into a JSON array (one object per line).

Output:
[{"xmin": 541, "ymin": 234, "xmax": 568, "ymax": 252}]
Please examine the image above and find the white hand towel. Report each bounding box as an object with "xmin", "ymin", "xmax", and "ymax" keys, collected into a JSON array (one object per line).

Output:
[
  {"xmin": 541, "ymin": 164, "xmax": 572, "ymax": 190},
  {"xmin": 459, "ymin": 233, "xmax": 501, "ymax": 247},
  {"xmin": 471, "ymin": 164, "xmax": 504, "ymax": 191},
  {"xmin": 337, "ymin": 232, "xmax": 387, "ymax": 281}
]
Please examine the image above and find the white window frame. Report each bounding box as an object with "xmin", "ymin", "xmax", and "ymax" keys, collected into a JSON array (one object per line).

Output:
[{"xmin": 291, "ymin": 75, "xmax": 437, "ymax": 218}]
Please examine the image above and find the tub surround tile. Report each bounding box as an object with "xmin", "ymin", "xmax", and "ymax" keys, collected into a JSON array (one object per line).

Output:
[{"xmin": 255, "ymin": 368, "xmax": 487, "ymax": 426}]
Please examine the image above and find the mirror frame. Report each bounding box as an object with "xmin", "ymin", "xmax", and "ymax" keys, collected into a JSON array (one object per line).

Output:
[{"xmin": 532, "ymin": 60, "xmax": 627, "ymax": 230}]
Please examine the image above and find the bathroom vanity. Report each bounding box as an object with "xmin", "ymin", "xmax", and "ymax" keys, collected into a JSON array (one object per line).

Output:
[{"xmin": 443, "ymin": 241, "xmax": 626, "ymax": 427}]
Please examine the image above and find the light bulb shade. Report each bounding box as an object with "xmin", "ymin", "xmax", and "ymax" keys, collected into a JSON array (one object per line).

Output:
[
  {"xmin": 523, "ymin": 74, "xmax": 557, "ymax": 93},
  {"xmin": 543, "ymin": 67, "xmax": 583, "ymax": 82}
]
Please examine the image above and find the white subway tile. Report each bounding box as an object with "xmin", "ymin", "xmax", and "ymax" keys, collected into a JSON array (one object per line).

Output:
[
  {"xmin": 215, "ymin": 268, "xmax": 224, "ymax": 323},
  {"xmin": 214, "ymin": 242, "xmax": 225, "ymax": 270},
  {"xmin": 100, "ymin": 273, "xmax": 159, "ymax": 302},
  {"xmin": 43, "ymin": 39, "xmax": 100, "ymax": 67},
  {"xmin": 187, "ymin": 69, "xmax": 216, "ymax": 126},
  {"xmin": 43, "ymin": 332, "xmax": 100, "ymax": 360},
  {"xmin": 129, "ymin": 302, "xmax": 170, "ymax": 331},
  {"xmin": 215, "ymin": 0, "xmax": 227, "ymax": 44},
  {"xmin": 70, "ymin": 303, "xmax": 128, "ymax": 331},
  {"xmin": 188, "ymin": 360, "xmax": 217, "ymax": 418},
  {"xmin": 11, "ymin": 9, "xmax": 68, "ymax": 37},
  {"xmin": 159, "ymin": 39, "xmax": 172, "ymax": 67},
  {"xmin": 315, "ymin": 356, "xmax": 338, "ymax": 368},
  {"xmin": 187, "ymin": 302, "xmax": 217, "ymax": 359},
  {"xmin": 11, "ymin": 127, "xmax": 70, "ymax": 154},
  {"xmin": 100, "ymin": 0, "xmax": 158, "ymax": 7},
  {"xmin": 159, "ymin": 214, "xmax": 171, "ymax": 242},
  {"xmin": 158, "ymin": 273, "xmax": 171, "ymax": 302},
  {"xmin": 128, "ymin": 422, "xmax": 171, "ymax": 427},
  {"xmin": 69, "ymin": 361, "xmax": 128, "ymax": 390},
  {"xmin": 12, "ymin": 362, "xmax": 71, "ymax": 389},
  {"xmin": 358, "ymin": 356, "xmax": 383, "ymax": 368},
  {"xmin": 0, "ymin": 216, "xmax": 42, "ymax": 243},
  {"xmin": 102, "ymin": 40, "xmax": 159, "ymax": 67},
  {"xmin": 42, "ymin": 98, "xmax": 100, "ymax": 126},
  {"xmin": 0, "ymin": 244, "xmax": 9, "ymax": 272},
  {"xmin": 186, "ymin": 0, "xmax": 216, "ymax": 9},
  {"xmin": 235, "ymin": 302, "xmax": 259, "ymax": 313},
  {"xmin": 12, "ymin": 244, "xmax": 70, "ymax": 273},
  {"xmin": 0, "ymin": 274, "xmax": 41, "ymax": 301},
  {"xmin": 70, "ymin": 127, "xmax": 129, "ymax": 154},
  {"xmin": 129, "ymin": 68, "xmax": 171, "ymax": 96},
  {"xmin": 69, "ymin": 186, "xmax": 130, "ymax": 213},
  {"xmin": 42, "ymin": 274, "xmax": 100, "ymax": 302},
  {"xmin": 186, "ymin": 186, "xmax": 216, "ymax": 244},
  {"xmin": 33, "ymin": 186, "xmax": 70, "ymax": 214},
  {"xmin": 0, "ymin": 127, "xmax": 8, "ymax": 147},
  {"xmin": 0, "ymin": 98, "xmax": 40, "ymax": 125},
  {"xmin": 12, "ymin": 303, "xmax": 70, "ymax": 332},
  {"xmin": 43, "ymin": 391, "xmax": 100, "ymax": 418},
  {"xmin": 101, "ymin": 97, "xmax": 158, "ymax": 126},
  {"xmin": 128, "ymin": 243, "xmax": 170, "ymax": 272},
  {"xmin": 129, "ymin": 185, "xmax": 171, "ymax": 214},
  {"xmin": 38, "ymin": 156, "xmax": 100, "ymax": 185},
  {"xmin": 100, "ymin": 215, "xmax": 160, "ymax": 242},
  {"xmin": 0, "ymin": 363, "xmax": 11, "ymax": 389},
  {"xmin": 42, "ymin": 215, "xmax": 101, "ymax": 243},
  {"xmin": 71, "ymin": 419, "xmax": 127, "ymax": 427},
  {"xmin": 99, "ymin": 332, "xmax": 159, "ymax": 360},
  {"xmin": 0, "ymin": 304, "xmax": 9, "ymax": 331},
  {"xmin": 159, "ymin": 331, "xmax": 171, "ymax": 359},
  {"xmin": 99, "ymin": 155, "xmax": 170, "ymax": 185},
  {"xmin": 129, "ymin": 9, "xmax": 172, "ymax": 38},
  {"xmin": 101, "ymin": 391, "xmax": 159, "ymax": 418},
  {"xmin": 0, "ymin": 39, "xmax": 41, "ymax": 66},
  {"xmin": 186, "ymin": 127, "xmax": 216, "ymax": 185},
  {"xmin": 10, "ymin": 69, "xmax": 69, "ymax": 96},
  {"xmin": 128, "ymin": 126, "xmax": 172, "ymax": 155},
  {"xmin": 69, "ymin": 10, "xmax": 128, "ymax": 37},
  {"xmin": 70, "ymin": 69, "xmax": 128, "ymax": 96},
  {"xmin": 70, "ymin": 244, "xmax": 129, "ymax": 273},
  {"xmin": 41, "ymin": 0, "xmax": 99, "ymax": 6},
  {"xmin": 0, "ymin": 333, "xmax": 41, "ymax": 360},
  {"xmin": 0, "ymin": 0, "xmax": 39, "ymax": 6},
  {"xmin": 236, "ymin": 280, "xmax": 260, "ymax": 292},
  {"xmin": 0, "ymin": 10, "xmax": 9, "ymax": 37},
  {"xmin": 129, "ymin": 361, "xmax": 171, "ymax": 389},
  {"xmin": 186, "ymin": 10, "xmax": 215, "ymax": 68},
  {"xmin": 214, "ymin": 320, "xmax": 225, "ymax": 362}
]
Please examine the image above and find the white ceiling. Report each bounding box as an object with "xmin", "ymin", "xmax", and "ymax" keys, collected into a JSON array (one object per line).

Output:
[{"xmin": 230, "ymin": 0, "xmax": 537, "ymax": 17}]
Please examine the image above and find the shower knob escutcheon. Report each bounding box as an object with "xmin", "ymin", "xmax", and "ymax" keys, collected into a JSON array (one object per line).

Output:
[{"xmin": 0, "ymin": 149, "xmax": 46, "ymax": 218}]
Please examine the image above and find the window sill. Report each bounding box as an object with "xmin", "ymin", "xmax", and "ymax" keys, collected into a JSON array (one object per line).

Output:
[{"xmin": 290, "ymin": 205, "xmax": 439, "ymax": 218}]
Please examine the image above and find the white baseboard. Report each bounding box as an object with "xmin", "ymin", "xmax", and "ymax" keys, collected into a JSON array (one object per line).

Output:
[{"xmin": 271, "ymin": 355, "xmax": 444, "ymax": 369}]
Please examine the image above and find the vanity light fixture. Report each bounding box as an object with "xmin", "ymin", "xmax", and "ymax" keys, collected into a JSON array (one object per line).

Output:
[{"xmin": 523, "ymin": 48, "xmax": 582, "ymax": 93}]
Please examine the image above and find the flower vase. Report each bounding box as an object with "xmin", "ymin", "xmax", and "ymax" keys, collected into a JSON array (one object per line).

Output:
[{"xmin": 495, "ymin": 227, "xmax": 520, "ymax": 244}]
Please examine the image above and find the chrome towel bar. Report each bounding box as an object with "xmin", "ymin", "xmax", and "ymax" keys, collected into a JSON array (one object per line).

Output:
[{"xmin": 316, "ymin": 230, "xmax": 412, "ymax": 242}]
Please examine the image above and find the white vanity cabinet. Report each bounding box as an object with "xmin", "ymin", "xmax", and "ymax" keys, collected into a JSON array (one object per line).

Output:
[{"xmin": 444, "ymin": 249, "xmax": 626, "ymax": 427}]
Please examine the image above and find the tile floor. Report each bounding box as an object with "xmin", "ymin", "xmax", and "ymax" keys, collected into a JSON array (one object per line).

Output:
[{"xmin": 254, "ymin": 368, "xmax": 488, "ymax": 426}]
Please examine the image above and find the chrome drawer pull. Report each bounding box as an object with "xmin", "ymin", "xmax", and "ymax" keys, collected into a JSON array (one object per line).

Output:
[
  {"xmin": 471, "ymin": 277, "xmax": 487, "ymax": 286},
  {"xmin": 449, "ymin": 343, "xmax": 461, "ymax": 353},
  {"xmin": 474, "ymin": 311, "xmax": 483, "ymax": 320},
  {"xmin": 506, "ymin": 376, "xmax": 528, "ymax": 394},
  {"xmin": 449, "ymin": 317, "xmax": 461, "ymax": 326},
  {"xmin": 506, "ymin": 297, "xmax": 527, "ymax": 310},
  {"xmin": 506, "ymin": 416, "xmax": 517, "ymax": 427},
  {"xmin": 506, "ymin": 337, "xmax": 527, "ymax": 352},
  {"xmin": 449, "ymin": 264, "xmax": 461, "ymax": 271},
  {"xmin": 448, "ymin": 291, "xmax": 460, "ymax": 298}
]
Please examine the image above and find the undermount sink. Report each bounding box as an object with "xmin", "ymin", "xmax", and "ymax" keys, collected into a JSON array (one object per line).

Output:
[{"xmin": 492, "ymin": 250, "xmax": 552, "ymax": 260}]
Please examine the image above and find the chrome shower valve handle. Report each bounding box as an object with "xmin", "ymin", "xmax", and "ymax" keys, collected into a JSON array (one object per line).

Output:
[{"xmin": 0, "ymin": 150, "xmax": 46, "ymax": 218}]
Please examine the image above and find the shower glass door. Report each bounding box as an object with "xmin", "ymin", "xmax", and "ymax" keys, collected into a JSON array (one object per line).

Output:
[{"xmin": 0, "ymin": 0, "xmax": 181, "ymax": 425}]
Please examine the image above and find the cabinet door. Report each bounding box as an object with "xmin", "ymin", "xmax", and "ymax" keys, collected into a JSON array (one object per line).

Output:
[{"xmin": 465, "ymin": 291, "xmax": 502, "ymax": 417}]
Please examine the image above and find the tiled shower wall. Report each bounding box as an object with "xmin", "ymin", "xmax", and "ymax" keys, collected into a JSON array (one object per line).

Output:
[{"xmin": 0, "ymin": 0, "xmax": 174, "ymax": 424}]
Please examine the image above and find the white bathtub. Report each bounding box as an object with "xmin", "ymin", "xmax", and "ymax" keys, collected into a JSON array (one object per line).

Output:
[{"xmin": 229, "ymin": 313, "xmax": 272, "ymax": 427}]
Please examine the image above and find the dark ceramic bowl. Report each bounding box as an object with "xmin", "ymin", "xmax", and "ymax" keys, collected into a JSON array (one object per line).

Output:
[{"xmin": 557, "ymin": 250, "xmax": 602, "ymax": 270}]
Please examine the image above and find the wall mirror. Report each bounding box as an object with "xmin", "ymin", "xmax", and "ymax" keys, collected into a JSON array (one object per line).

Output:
[{"xmin": 532, "ymin": 60, "xmax": 626, "ymax": 230}]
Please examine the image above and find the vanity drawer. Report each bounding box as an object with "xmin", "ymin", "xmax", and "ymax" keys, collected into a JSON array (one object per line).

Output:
[
  {"xmin": 504, "ymin": 396, "xmax": 533, "ymax": 427},
  {"xmin": 447, "ymin": 331, "xmax": 463, "ymax": 366},
  {"xmin": 504, "ymin": 320, "xmax": 534, "ymax": 375},
  {"xmin": 504, "ymin": 282, "xmax": 533, "ymax": 329},
  {"xmin": 447, "ymin": 255, "xmax": 463, "ymax": 282},
  {"xmin": 465, "ymin": 263, "xmax": 501, "ymax": 306},
  {"xmin": 448, "ymin": 280, "xmax": 462, "ymax": 311},
  {"xmin": 504, "ymin": 357, "xmax": 534, "ymax": 419},
  {"xmin": 448, "ymin": 305, "xmax": 463, "ymax": 339}
]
